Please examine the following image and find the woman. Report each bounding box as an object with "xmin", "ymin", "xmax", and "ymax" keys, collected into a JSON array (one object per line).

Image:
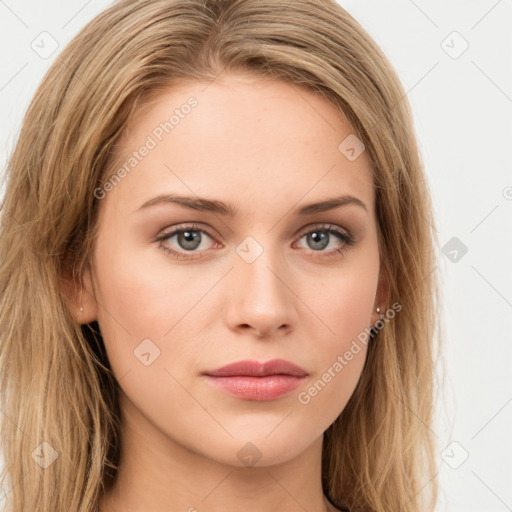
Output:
[{"xmin": 0, "ymin": 1, "xmax": 442, "ymax": 511}]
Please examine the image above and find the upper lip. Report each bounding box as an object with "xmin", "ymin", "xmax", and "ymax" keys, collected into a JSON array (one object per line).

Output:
[{"xmin": 203, "ymin": 358, "xmax": 308, "ymax": 377}]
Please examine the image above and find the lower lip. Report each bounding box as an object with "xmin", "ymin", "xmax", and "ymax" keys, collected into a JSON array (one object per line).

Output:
[{"xmin": 203, "ymin": 375, "xmax": 306, "ymax": 401}]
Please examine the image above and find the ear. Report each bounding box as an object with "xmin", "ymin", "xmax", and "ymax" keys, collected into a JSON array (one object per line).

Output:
[
  {"xmin": 370, "ymin": 268, "xmax": 391, "ymax": 327},
  {"xmin": 60, "ymin": 258, "xmax": 98, "ymax": 325}
]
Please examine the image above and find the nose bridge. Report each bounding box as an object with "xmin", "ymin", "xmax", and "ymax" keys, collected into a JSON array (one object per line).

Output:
[
  {"xmin": 225, "ymin": 234, "xmax": 297, "ymax": 335},
  {"xmin": 236, "ymin": 235, "xmax": 288, "ymax": 301}
]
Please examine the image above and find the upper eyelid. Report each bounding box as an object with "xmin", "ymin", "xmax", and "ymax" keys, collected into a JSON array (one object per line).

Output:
[
  {"xmin": 158, "ymin": 223, "xmax": 217, "ymax": 240},
  {"xmin": 158, "ymin": 222, "xmax": 352, "ymax": 244}
]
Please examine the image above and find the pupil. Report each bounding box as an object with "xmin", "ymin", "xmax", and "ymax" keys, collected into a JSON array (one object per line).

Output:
[
  {"xmin": 309, "ymin": 231, "xmax": 328, "ymax": 250},
  {"xmin": 179, "ymin": 230, "xmax": 201, "ymax": 250}
]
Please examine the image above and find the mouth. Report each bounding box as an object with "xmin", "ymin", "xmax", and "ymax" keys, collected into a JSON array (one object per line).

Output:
[
  {"xmin": 201, "ymin": 358, "xmax": 308, "ymax": 401},
  {"xmin": 203, "ymin": 358, "xmax": 308, "ymax": 378}
]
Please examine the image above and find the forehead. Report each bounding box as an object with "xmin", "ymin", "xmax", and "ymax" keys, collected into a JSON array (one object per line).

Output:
[{"xmin": 103, "ymin": 72, "xmax": 375, "ymax": 219}]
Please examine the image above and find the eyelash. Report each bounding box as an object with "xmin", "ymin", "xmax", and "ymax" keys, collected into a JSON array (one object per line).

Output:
[{"xmin": 155, "ymin": 222, "xmax": 355, "ymax": 261}]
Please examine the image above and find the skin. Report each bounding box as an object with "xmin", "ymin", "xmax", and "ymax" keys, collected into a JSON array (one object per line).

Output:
[{"xmin": 70, "ymin": 71, "xmax": 386, "ymax": 512}]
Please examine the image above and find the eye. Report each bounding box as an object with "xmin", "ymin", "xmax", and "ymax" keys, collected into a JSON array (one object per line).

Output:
[
  {"xmin": 156, "ymin": 223, "xmax": 219, "ymax": 260},
  {"xmin": 155, "ymin": 222, "xmax": 355, "ymax": 260},
  {"xmin": 294, "ymin": 223, "xmax": 355, "ymax": 258}
]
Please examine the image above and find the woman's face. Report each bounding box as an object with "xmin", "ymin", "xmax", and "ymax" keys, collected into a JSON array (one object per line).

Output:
[{"xmin": 82, "ymin": 72, "xmax": 383, "ymax": 467}]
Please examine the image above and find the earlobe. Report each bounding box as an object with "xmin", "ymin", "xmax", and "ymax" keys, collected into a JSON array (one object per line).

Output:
[
  {"xmin": 59, "ymin": 261, "xmax": 98, "ymax": 325},
  {"xmin": 371, "ymin": 270, "xmax": 390, "ymax": 326},
  {"xmin": 76, "ymin": 265, "xmax": 98, "ymax": 325}
]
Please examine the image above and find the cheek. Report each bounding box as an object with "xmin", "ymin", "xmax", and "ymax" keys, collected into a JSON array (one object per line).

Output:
[
  {"xmin": 92, "ymin": 234, "xmax": 211, "ymax": 340},
  {"xmin": 294, "ymin": 256, "xmax": 378, "ymax": 414},
  {"xmin": 90, "ymin": 235, "xmax": 226, "ymax": 386},
  {"xmin": 295, "ymin": 284, "xmax": 371, "ymax": 426},
  {"xmin": 304, "ymin": 255, "xmax": 379, "ymax": 349}
]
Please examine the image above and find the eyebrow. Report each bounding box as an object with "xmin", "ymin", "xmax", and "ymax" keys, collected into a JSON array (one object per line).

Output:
[{"xmin": 135, "ymin": 193, "xmax": 368, "ymax": 216}]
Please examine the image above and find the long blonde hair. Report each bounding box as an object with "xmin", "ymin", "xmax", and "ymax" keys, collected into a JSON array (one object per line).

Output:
[{"xmin": 0, "ymin": 1, "xmax": 442, "ymax": 510}]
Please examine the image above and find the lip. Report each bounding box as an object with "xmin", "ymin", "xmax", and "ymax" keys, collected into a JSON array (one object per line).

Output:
[
  {"xmin": 204, "ymin": 375, "xmax": 306, "ymax": 401},
  {"xmin": 202, "ymin": 359, "xmax": 308, "ymax": 401},
  {"xmin": 203, "ymin": 358, "xmax": 308, "ymax": 378}
]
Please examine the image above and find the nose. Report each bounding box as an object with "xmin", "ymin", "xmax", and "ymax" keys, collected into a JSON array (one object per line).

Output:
[{"xmin": 224, "ymin": 245, "xmax": 298, "ymax": 338}]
